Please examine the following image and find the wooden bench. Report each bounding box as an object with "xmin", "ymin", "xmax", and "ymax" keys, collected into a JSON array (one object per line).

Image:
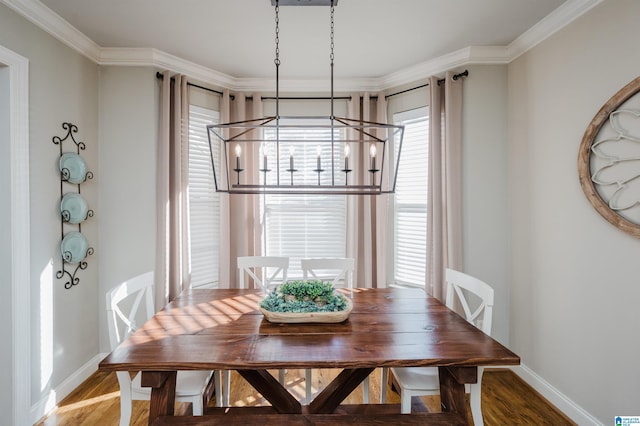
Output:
[
  {"xmin": 151, "ymin": 405, "xmax": 467, "ymax": 425},
  {"xmin": 153, "ymin": 412, "xmax": 466, "ymax": 425}
]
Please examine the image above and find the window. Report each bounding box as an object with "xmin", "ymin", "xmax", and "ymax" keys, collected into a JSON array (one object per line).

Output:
[
  {"xmin": 393, "ymin": 107, "xmax": 429, "ymax": 287},
  {"xmin": 188, "ymin": 105, "xmax": 220, "ymax": 288},
  {"xmin": 263, "ymin": 126, "xmax": 346, "ymax": 276}
]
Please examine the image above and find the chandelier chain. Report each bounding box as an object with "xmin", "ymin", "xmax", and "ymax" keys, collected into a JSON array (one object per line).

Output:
[
  {"xmin": 330, "ymin": 3, "xmax": 335, "ymax": 64},
  {"xmin": 274, "ymin": 1, "xmax": 280, "ymax": 66}
]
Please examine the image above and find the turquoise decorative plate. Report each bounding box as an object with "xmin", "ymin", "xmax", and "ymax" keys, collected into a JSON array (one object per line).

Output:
[
  {"xmin": 60, "ymin": 193, "xmax": 89, "ymax": 224},
  {"xmin": 59, "ymin": 153, "xmax": 88, "ymax": 184},
  {"xmin": 60, "ymin": 231, "xmax": 89, "ymax": 263}
]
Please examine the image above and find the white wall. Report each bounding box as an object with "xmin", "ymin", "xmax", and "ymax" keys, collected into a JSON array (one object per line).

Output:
[
  {"xmin": 0, "ymin": 3, "xmax": 99, "ymax": 419},
  {"xmin": 508, "ymin": 0, "xmax": 640, "ymax": 421},
  {"xmin": 98, "ymin": 66, "xmax": 158, "ymax": 353}
]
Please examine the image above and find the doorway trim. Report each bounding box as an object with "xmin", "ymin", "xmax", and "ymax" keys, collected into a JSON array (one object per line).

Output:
[{"xmin": 1, "ymin": 44, "xmax": 31, "ymax": 426}]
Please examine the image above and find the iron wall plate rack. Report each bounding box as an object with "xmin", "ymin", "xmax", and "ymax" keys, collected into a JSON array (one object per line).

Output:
[{"xmin": 53, "ymin": 122, "xmax": 94, "ymax": 289}]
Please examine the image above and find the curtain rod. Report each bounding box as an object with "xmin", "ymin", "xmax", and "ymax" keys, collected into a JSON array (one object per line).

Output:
[
  {"xmin": 260, "ymin": 96, "xmax": 352, "ymax": 101},
  {"xmin": 155, "ymin": 69, "xmax": 468, "ymax": 101},
  {"xmin": 156, "ymin": 72, "xmax": 224, "ymax": 96},
  {"xmin": 384, "ymin": 70, "xmax": 469, "ymax": 99},
  {"xmin": 258, "ymin": 69, "xmax": 468, "ymax": 101}
]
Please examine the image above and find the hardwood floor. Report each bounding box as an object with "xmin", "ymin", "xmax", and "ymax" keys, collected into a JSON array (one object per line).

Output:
[{"xmin": 36, "ymin": 368, "xmax": 575, "ymax": 425}]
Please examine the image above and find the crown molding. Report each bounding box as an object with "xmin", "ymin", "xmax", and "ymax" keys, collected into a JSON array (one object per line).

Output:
[
  {"xmin": 1, "ymin": 0, "xmax": 101, "ymax": 62},
  {"xmin": 507, "ymin": 0, "xmax": 604, "ymax": 61},
  {"xmin": 379, "ymin": 46, "xmax": 510, "ymax": 90},
  {"xmin": 3, "ymin": 0, "xmax": 603, "ymax": 92},
  {"xmin": 380, "ymin": 0, "xmax": 604, "ymax": 90},
  {"xmin": 100, "ymin": 47, "xmax": 383, "ymax": 93},
  {"xmin": 100, "ymin": 47, "xmax": 237, "ymax": 89}
]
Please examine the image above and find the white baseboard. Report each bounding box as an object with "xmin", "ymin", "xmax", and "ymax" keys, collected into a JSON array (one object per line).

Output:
[
  {"xmin": 30, "ymin": 352, "xmax": 108, "ymax": 425},
  {"xmin": 512, "ymin": 364, "xmax": 603, "ymax": 426}
]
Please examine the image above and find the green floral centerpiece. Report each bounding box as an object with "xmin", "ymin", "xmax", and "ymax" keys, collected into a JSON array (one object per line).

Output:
[{"xmin": 259, "ymin": 280, "xmax": 352, "ymax": 323}]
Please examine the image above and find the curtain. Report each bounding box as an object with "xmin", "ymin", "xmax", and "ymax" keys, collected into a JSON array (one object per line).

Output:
[
  {"xmin": 425, "ymin": 71, "xmax": 463, "ymax": 301},
  {"xmin": 155, "ymin": 71, "xmax": 190, "ymax": 308},
  {"xmin": 346, "ymin": 92, "xmax": 389, "ymax": 288},
  {"xmin": 218, "ymin": 92, "xmax": 263, "ymax": 288}
]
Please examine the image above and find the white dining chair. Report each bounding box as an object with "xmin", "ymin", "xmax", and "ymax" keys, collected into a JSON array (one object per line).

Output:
[
  {"xmin": 301, "ymin": 257, "xmax": 354, "ymax": 289},
  {"xmin": 106, "ymin": 272, "xmax": 221, "ymax": 425},
  {"xmin": 238, "ymin": 256, "xmax": 289, "ymax": 291},
  {"xmin": 380, "ymin": 268, "xmax": 494, "ymax": 425},
  {"xmin": 235, "ymin": 256, "xmax": 289, "ymax": 401},
  {"xmin": 300, "ymin": 257, "xmax": 369, "ymax": 404}
]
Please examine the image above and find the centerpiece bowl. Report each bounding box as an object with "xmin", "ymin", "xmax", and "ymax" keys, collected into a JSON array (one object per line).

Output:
[{"xmin": 259, "ymin": 280, "xmax": 352, "ymax": 323}]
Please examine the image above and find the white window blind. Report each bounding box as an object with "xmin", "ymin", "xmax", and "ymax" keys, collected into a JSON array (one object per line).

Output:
[
  {"xmin": 393, "ymin": 107, "xmax": 429, "ymax": 287},
  {"xmin": 188, "ymin": 105, "xmax": 220, "ymax": 288},
  {"xmin": 263, "ymin": 127, "xmax": 346, "ymax": 276}
]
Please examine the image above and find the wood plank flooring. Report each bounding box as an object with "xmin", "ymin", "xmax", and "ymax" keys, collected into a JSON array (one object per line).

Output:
[{"xmin": 36, "ymin": 368, "xmax": 575, "ymax": 425}]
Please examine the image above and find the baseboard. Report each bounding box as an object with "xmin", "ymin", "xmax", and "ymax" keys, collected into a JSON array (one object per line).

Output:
[
  {"xmin": 30, "ymin": 352, "xmax": 108, "ymax": 425},
  {"xmin": 511, "ymin": 364, "xmax": 603, "ymax": 426}
]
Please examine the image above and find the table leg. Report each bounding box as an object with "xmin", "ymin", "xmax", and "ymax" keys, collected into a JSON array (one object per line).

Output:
[
  {"xmin": 438, "ymin": 366, "xmax": 477, "ymax": 422},
  {"xmin": 309, "ymin": 368, "xmax": 374, "ymax": 414},
  {"xmin": 237, "ymin": 369, "xmax": 302, "ymax": 414},
  {"xmin": 141, "ymin": 371, "xmax": 176, "ymax": 425}
]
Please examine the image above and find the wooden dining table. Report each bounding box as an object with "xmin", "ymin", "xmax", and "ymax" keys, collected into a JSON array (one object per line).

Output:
[{"xmin": 99, "ymin": 287, "xmax": 520, "ymax": 425}]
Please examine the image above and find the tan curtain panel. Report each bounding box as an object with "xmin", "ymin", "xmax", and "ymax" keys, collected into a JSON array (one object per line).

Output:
[
  {"xmin": 346, "ymin": 92, "xmax": 389, "ymax": 288},
  {"xmin": 425, "ymin": 71, "xmax": 463, "ymax": 301},
  {"xmin": 155, "ymin": 71, "xmax": 190, "ymax": 308},
  {"xmin": 218, "ymin": 92, "xmax": 263, "ymax": 288}
]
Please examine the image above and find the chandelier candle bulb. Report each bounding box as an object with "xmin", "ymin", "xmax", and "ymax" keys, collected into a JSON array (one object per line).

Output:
[
  {"xmin": 344, "ymin": 144, "xmax": 350, "ymax": 170},
  {"xmin": 289, "ymin": 145, "xmax": 295, "ymax": 170},
  {"xmin": 235, "ymin": 144, "xmax": 241, "ymax": 170},
  {"xmin": 261, "ymin": 143, "xmax": 268, "ymax": 171},
  {"xmin": 234, "ymin": 144, "xmax": 243, "ymax": 185},
  {"xmin": 316, "ymin": 145, "xmax": 322, "ymax": 170},
  {"xmin": 370, "ymin": 143, "xmax": 377, "ymax": 171}
]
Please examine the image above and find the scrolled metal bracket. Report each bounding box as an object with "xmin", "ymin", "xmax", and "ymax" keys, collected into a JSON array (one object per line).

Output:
[{"xmin": 53, "ymin": 122, "xmax": 94, "ymax": 289}]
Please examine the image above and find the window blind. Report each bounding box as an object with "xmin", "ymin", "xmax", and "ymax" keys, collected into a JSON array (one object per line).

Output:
[
  {"xmin": 393, "ymin": 108, "xmax": 429, "ymax": 287},
  {"xmin": 263, "ymin": 127, "xmax": 346, "ymax": 276},
  {"xmin": 188, "ymin": 105, "xmax": 220, "ymax": 288}
]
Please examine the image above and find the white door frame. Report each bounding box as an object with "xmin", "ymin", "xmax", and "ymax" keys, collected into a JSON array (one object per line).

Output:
[{"xmin": 1, "ymin": 44, "xmax": 31, "ymax": 426}]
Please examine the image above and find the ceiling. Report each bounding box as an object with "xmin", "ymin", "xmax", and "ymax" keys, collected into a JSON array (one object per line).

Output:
[{"xmin": 37, "ymin": 0, "xmax": 568, "ymax": 81}]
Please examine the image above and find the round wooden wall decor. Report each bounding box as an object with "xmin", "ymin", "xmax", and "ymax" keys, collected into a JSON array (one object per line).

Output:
[{"xmin": 579, "ymin": 76, "xmax": 640, "ymax": 237}]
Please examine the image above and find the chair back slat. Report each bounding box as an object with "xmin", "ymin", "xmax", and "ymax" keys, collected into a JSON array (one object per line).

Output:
[
  {"xmin": 445, "ymin": 268, "xmax": 494, "ymax": 335},
  {"xmin": 301, "ymin": 258, "xmax": 355, "ymax": 289},
  {"xmin": 238, "ymin": 256, "xmax": 289, "ymax": 290},
  {"xmin": 106, "ymin": 271, "xmax": 155, "ymax": 350}
]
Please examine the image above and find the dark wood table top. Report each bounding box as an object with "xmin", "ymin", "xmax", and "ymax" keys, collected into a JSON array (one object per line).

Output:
[{"xmin": 99, "ymin": 287, "xmax": 519, "ymax": 372}]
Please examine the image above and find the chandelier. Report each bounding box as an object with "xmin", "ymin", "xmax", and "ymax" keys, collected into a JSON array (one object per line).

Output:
[{"xmin": 207, "ymin": 0, "xmax": 404, "ymax": 195}]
